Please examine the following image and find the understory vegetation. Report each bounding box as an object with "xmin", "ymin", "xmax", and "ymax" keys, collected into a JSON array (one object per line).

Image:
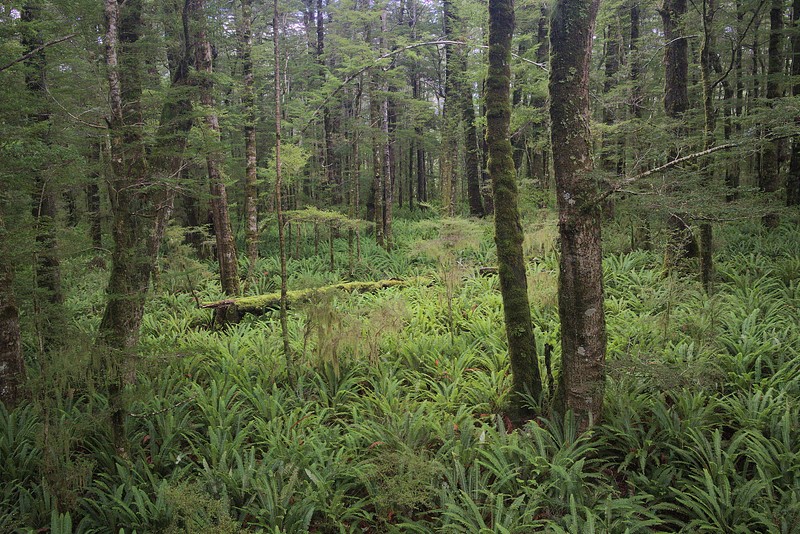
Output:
[{"xmin": 3, "ymin": 211, "xmax": 800, "ymax": 533}]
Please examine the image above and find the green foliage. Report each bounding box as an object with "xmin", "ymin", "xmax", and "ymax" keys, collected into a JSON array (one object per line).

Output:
[{"xmin": 3, "ymin": 216, "xmax": 800, "ymax": 532}]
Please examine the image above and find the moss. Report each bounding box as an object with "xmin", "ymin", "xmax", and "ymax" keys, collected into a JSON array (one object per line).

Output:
[{"xmin": 201, "ymin": 278, "xmax": 428, "ymax": 316}]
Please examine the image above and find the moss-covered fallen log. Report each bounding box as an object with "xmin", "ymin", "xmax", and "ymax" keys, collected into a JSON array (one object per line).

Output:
[{"xmin": 201, "ymin": 278, "xmax": 425, "ymax": 318}]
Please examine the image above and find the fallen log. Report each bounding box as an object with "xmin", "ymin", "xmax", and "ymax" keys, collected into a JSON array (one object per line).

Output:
[{"xmin": 200, "ymin": 278, "xmax": 425, "ymax": 318}]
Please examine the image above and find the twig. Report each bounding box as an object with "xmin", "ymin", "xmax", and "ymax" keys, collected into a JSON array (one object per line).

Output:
[{"xmin": 0, "ymin": 33, "xmax": 78, "ymax": 72}]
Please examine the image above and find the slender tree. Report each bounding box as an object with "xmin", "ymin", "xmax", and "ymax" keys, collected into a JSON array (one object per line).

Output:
[
  {"xmin": 275, "ymin": 0, "xmax": 291, "ymax": 361},
  {"xmin": 789, "ymin": 0, "xmax": 800, "ymax": 206},
  {"xmin": 487, "ymin": 0, "xmax": 542, "ymax": 423},
  {"xmin": 0, "ymin": 215, "xmax": 25, "ymax": 407},
  {"xmin": 22, "ymin": 3, "xmax": 64, "ymax": 350},
  {"xmin": 549, "ymin": 0, "xmax": 605, "ymax": 427},
  {"xmin": 760, "ymin": 0, "xmax": 784, "ymax": 226},
  {"xmin": 240, "ymin": 0, "xmax": 259, "ymax": 280},
  {"xmin": 192, "ymin": 0, "xmax": 241, "ymax": 295},
  {"xmin": 101, "ymin": 0, "xmax": 153, "ymax": 452}
]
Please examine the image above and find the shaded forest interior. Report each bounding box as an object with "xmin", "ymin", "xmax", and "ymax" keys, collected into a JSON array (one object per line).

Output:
[{"xmin": 1, "ymin": 0, "xmax": 799, "ymax": 530}]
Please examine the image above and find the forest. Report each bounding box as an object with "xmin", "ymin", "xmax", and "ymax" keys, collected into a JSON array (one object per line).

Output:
[{"xmin": 0, "ymin": 0, "xmax": 799, "ymax": 530}]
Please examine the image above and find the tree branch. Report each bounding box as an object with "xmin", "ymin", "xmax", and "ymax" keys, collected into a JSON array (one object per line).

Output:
[
  {"xmin": 0, "ymin": 33, "xmax": 77, "ymax": 73},
  {"xmin": 593, "ymin": 142, "xmax": 738, "ymax": 206}
]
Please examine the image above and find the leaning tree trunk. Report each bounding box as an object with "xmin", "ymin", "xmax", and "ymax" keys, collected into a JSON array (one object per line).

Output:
[
  {"xmin": 549, "ymin": 0, "xmax": 606, "ymax": 428},
  {"xmin": 487, "ymin": 0, "xmax": 542, "ymax": 423},
  {"xmin": 192, "ymin": 0, "xmax": 240, "ymax": 296}
]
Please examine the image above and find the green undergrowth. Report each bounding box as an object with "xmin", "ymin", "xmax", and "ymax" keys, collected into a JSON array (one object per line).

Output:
[{"xmin": 2, "ymin": 215, "xmax": 799, "ymax": 532}]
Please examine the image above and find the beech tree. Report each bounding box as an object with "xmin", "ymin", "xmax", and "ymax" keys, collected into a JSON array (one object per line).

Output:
[
  {"xmin": 549, "ymin": 0, "xmax": 605, "ymax": 426},
  {"xmin": 487, "ymin": 0, "xmax": 542, "ymax": 422}
]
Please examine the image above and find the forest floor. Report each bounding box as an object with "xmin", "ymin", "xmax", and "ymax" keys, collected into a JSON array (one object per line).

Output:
[{"xmin": 3, "ymin": 210, "xmax": 800, "ymax": 532}]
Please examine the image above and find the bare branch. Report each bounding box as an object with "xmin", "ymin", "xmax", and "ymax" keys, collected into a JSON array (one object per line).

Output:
[
  {"xmin": 0, "ymin": 33, "xmax": 77, "ymax": 73},
  {"xmin": 593, "ymin": 142, "xmax": 738, "ymax": 206}
]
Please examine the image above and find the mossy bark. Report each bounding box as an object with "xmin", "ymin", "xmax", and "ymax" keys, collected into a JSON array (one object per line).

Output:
[
  {"xmin": 202, "ymin": 279, "xmax": 418, "ymax": 318},
  {"xmin": 487, "ymin": 0, "xmax": 542, "ymax": 423},
  {"xmin": 549, "ymin": 0, "xmax": 606, "ymax": 429}
]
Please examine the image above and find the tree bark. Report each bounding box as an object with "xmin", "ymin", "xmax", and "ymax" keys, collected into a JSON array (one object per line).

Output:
[
  {"xmin": 101, "ymin": 0, "xmax": 153, "ymax": 453},
  {"xmin": 274, "ymin": 0, "xmax": 291, "ymax": 361},
  {"xmin": 23, "ymin": 3, "xmax": 64, "ymax": 350},
  {"xmin": 550, "ymin": 0, "xmax": 605, "ymax": 428},
  {"xmin": 760, "ymin": 0, "xmax": 784, "ymax": 227},
  {"xmin": 0, "ymin": 215, "xmax": 25, "ymax": 407},
  {"xmin": 240, "ymin": 0, "xmax": 259, "ymax": 280},
  {"xmin": 660, "ymin": 0, "xmax": 689, "ymax": 118},
  {"xmin": 789, "ymin": 0, "xmax": 800, "ymax": 206},
  {"xmin": 487, "ymin": 0, "xmax": 542, "ymax": 423},
  {"xmin": 459, "ymin": 48, "xmax": 484, "ymax": 217},
  {"xmin": 441, "ymin": 0, "xmax": 458, "ymax": 217},
  {"xmin": 192, "ymin": 0, "xmax": 240, "ymax": 295}
]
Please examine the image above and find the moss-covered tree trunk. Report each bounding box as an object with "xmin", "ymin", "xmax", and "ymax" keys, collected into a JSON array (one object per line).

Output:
[
  {"xmin": 549, "ymin": 0, "xmax": 605, "ymax": 428},
  {"xmin": 274, "ymin": 0, "xmax": 290, "ymax": 361},
  {"xmin": 487, "ymin": 0, "xmax": 542, "ymax": 423}
]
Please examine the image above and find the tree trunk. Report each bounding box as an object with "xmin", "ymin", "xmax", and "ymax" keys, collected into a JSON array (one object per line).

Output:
[
  {"xmin": 193, "ymin": 0, "xmax": 240, "ymax": 295},
  {"xmin": 760, "ymin": 0, "xmax": 784, "ymax": 227},
  {"xmin": 274, "ymin": 0, "xmax": 290, "ymax": 361},
  {"xmin": 0, "ymin": 215, "xmax": 25, "ymax": 407},
  {"xmin": 660, "ymin": 0, "xmax": 696, "ymax": 267},
  {"xmin": 88, "ymin": 143, "xmax": 104, "ymax": 252},
  {"xmin": 101, "ymin": 0, "xmax": 154, "ymax": 453},
  {"xmin": 487, "ymin": 0, "xmax": 542, "ymax": 423},
  {"xmin": 370, "ymin": 76, "xmax": 384, "ymax": 246},
  {"xmin": 550, "ymin": 0, "xmax": 605, "ymax": 428},
  {"xmin": 240, "ymin": 0, "xmax": 259, "ymax": 280},
  {"xmin": 699, "ymin": 0, "xmax": 716, "ymax": 291},
  {"xmin": 23, "ymin": 3, "xmax": 64, "ymax": 351},
  {"xmin": 441, "ymin": 0, "xmax": 458, "ymax": 217},
  {"xmin": 660, "ymin": 0, "xmax": 689, "ymax": 119},
  {"xmin": 460, "ymin": 48, "xmax": 484, "ymax": 217},
  {"xmin": 789, "ymin": 0, "xmax": 800, "ymax": 206}
]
